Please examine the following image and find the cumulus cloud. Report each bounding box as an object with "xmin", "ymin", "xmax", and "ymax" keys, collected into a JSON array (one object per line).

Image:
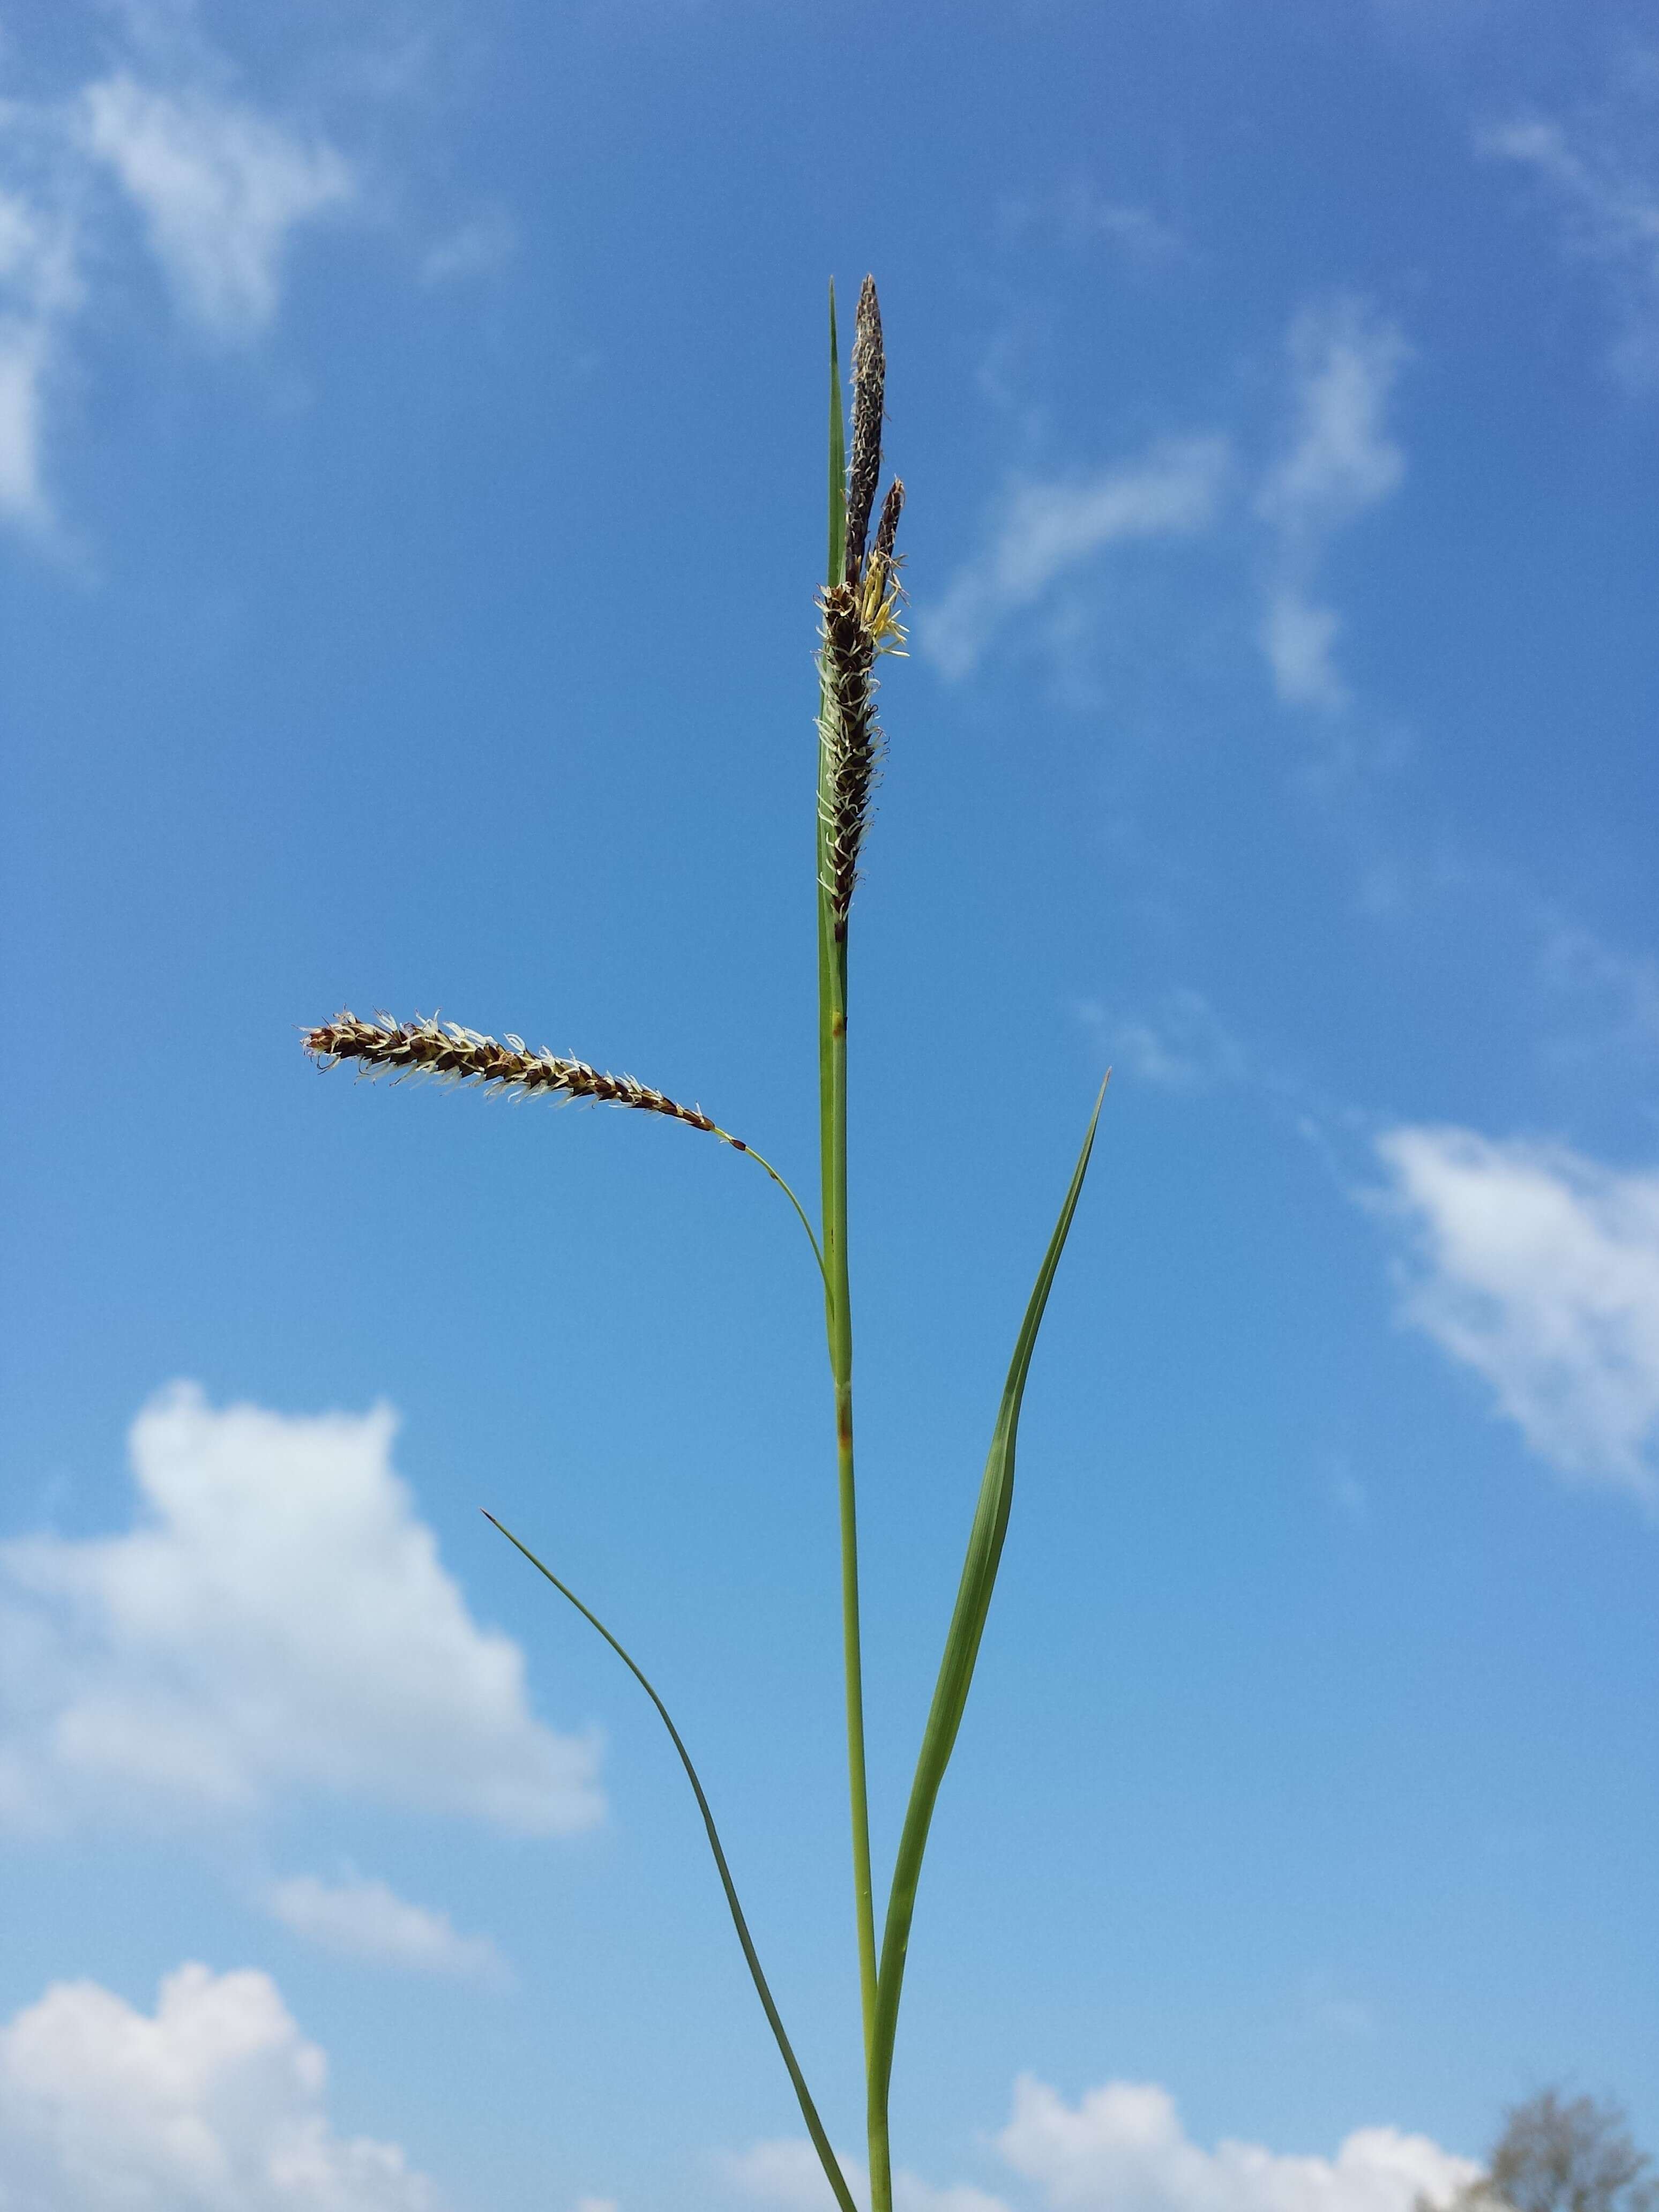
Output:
[
  {"xmin": 1376, "ymin": 1126, "xmax": 1659, "ymax": 1508},
  {"xmin": 0, "ymin": 1382, "xmax": 604, "ymax": 1833},
  {"xmin": 996, "ymin": 2077, "xmax": 1475, "ymax": 2212},
  {"xmin": 730, "ymin": 2079, "xmax": 1475, "ymax": 2212},
  {"xmin": 1479, "ymin": 74, "xmax": 1659, "ymax": 388},
  {"xmin": 727, "ymin": 2139, "xmax": 865, "ymax": 2212},
  {"xmin": 0, "ymin": 1962, "xmax": 437, "ymax": 2211},
  {"xmin": 726, "ymin": 2137, "xmax": 1005, "ymax": 2212},
  {"xmin": 922, "ymin": 435, "xmax": 1230, "ymax": 679},
  {"xmin": 261, "ymin": 1874, "xmax": 509, "ymax": 1984},
  {"xmin": 1256, "ymin": 298, "xmax": 1409, "ymax": 711},
  {"xmin": 79, "ymin": 74, "xmax": 353, "ymax": 339}
]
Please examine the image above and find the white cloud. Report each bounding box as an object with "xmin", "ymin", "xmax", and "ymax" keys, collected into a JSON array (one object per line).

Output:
[
  {"xmin": 998, "ymin": 180, "xmax": 1184, "ymax": 262},
  {"xmin": 261, "ymin": 1874, "xmax": 509, "ymax": 1984},
  {"xmin": 421, "ymin": 208, "xmax": 517, "ymax": 285},
  {"xmin": 1084, "ymin": 988, "xmax": 1247, "ymax": 1094},
  {"xmin": 923, "ymin": 435, "xmax": 1230, "ymax": 679},
  {"xmin": 727, "ymin": 2139, "xmax": 864, "ymax": 2212},
  {"xmin": 1535, "ymin": 913, "xmax": 1659, "ymax": 1067},
  {"xmin": 1255, "ymin": 298, "xmax": 1409, "ymax": 713},
  {"xmin": 1328, "ymin": 1463, "xmax": 1371, "ymax": 1526},
  {"xmin": 1376, "ymin": 1126, "xmax": 1659, "ymax": 1508},
  {"xmin": 726, "ymin": 2137, "xmax": 1006, "ymax": 2212},
  {"xmin": 0, "ymin": 22, "xmax": 365, "ymax": 532},
  {"xmin": 0, "ymin": 170, "xmax": 81, "ymax": 529},
  {"xmin": 1260, "ymin": 588, "xmax": 1347, "ymax": 712},
  {"xmin": 0, "ymin": 1382, "xmax": 604, "ymax": 1833},
  {"xmin": 995, "ymin": 2078, "xmax": 1475, "ymax": 2212},
  {"xmin": 730, "ymin": 2080, "xmax": 1475, "ymax": 2212},
  {"xmin": 79, "ymin": 74, "xmax": 353, "ymax": 340},
  {"xmin": 928, "ymin": 296, "xmax": 1405, "ymax": 702},
  {"xmin": 1479, "ymin": 85, "xmax": 1659, "ymax": 388},
  {"xmin": 893, "ymin": 2181, "xmax": 1010, "ymax": 2212},
  {"xmin": 1258, "ymin": 301, "xmax": 1408, "ymax": 541},
  {"xmin": 0, "ymin": 1962, "xmax": 437, "ymax": 2210}
]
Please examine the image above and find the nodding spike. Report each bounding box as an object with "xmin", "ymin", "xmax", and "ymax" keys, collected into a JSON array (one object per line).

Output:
[{"xmin": 302, "ymin": 1013, "xmax": 727, "ymax": 1138}]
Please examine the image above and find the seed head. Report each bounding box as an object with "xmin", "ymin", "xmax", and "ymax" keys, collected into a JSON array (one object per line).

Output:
[
  {"xmin": 303, "ymin": 1013, "xmax": 728, "ymax": 1138},
  {"xmin": 818, "ymin": 581, "xmax": 885, "ymax": 929},
  {"xmin": 845, "ymin": 275, "xmax": 885, "ymax": 583},
  {"xmin": 872, "ymin": 477, "xmax": 904, "ymax": 571}
]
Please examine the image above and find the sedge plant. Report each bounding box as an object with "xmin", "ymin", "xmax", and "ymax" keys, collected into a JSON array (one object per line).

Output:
[{"xmin": 303, "ymin": 276, "xmax": 1105, "ymax": 2212}]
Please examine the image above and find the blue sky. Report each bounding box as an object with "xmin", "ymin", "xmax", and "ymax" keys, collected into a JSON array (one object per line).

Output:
[{"xmin": 2, "ymin": 2, "xmax": 1657, "ymax": 2208}]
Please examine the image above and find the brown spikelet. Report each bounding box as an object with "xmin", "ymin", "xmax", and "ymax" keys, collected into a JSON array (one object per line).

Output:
[
  {"xmin": 818, "ymin": 581, "xmax": 883, "ymax": 930},
  {"xmin": 845, "ymin": 275, "xmax": 885, "ymax": 582},
  {"xmin": 873, "ymin": 477, "xmax": 904, "ymax": 567},
  {"xmin": 303, "ymin": 1013, "xmax": 724, "ymax": 1136}
]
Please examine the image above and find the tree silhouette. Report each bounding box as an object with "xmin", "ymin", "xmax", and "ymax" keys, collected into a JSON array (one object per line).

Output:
[{"xmin": 1431, "ymin": 2093, "xmax": 1656, "ymax": 2212}]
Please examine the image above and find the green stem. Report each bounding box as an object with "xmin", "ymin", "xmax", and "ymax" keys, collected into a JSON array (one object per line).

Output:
[
  {"xmin": 824, "ymin": 934, "xmax": 878, "ymax": 2076},
  {"xmin": 719, "ymin": 1134, "xmax": 828, "ymax": 1284},
  {"xmin": 819, "ymin": 280, "xmax": 889, "ymax": 2212}
]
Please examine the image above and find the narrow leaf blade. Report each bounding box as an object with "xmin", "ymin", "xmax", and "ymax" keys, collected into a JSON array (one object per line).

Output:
[
  {"xmin": 827, "ymin": 279, "xmax": 847, "ymax": 589},
  {"xmin": 868, "ymin": 1078, "xmax": 1109, "ymax": 2126},
  {"xmin": 483, "ymin": 1513, "xmax": 861, "ymax": 2212}
]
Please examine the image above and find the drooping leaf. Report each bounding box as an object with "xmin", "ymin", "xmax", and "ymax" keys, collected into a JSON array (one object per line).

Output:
[{"xmin": 484, "ymin": 1513, "xmax": 860, "ymax": 2212}]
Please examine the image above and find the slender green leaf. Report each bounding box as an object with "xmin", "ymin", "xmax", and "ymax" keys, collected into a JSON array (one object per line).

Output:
[
  {"xmin": 866, "ymin": 1078, "xmax": 1110, "ymax": 2133},
  {"xmin": 826, "ymin": 279, "xmax": 847, "ymax": 591},
  {"xmin": 483, "ymin": 1513, "xmax": 860, "ymax": 2212}
]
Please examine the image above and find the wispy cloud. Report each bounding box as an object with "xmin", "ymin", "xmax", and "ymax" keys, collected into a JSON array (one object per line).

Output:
[
  {"xmin": 1080, "ymin": 987, "xmax": 1249, "ymax": 1094},
  {"xmin": 1535, "ymin": 912, "xmax": 1659, "ymax": 1068},
  {"xmin": 926, "ymin": 292, "xmax": 1407, "ymax": 715},
  {"xmin": 78, "ymin": 73, "xmax": 353, "ymax": 341},
  {"xmin": 1479, "ymin": 65, "xmax": 1659, "ymax": 388},
  {"xmin": 0, "ymin": 1383, "xmax": 604, "ymax": 1833},
  {"xmin": 0, "ymin": 51, "xmax": 352, "ymax": 531},
  {"xmin": 1256, "ymin": 298, "xmax": 1410, "ymax": 711},
  {"xmin": 421, "ymin": 206, "xmax": 518, "ymax": 285},
  {"xmin": 0, "ymin": 1963, "xmax": 437, "ymax": 2211},
  {"xmin": 1259, "ymin": 588, "xmax": 1349, "ymax": 712},
  {"xmin": 0, "ymin": 6, "xmax": 482, "ymax": 535},
  {"xmin": 0, "ymin": 175, "xmax": 81, "ymax": 532},
  {"xmin": 997, "ymin": 177, "xmax": 1184, "ymax": 262},
  {"xmin": 730, "ymin": 2076, "xmax": 1475, "ymax": 2212},
  {"xmin": 922, "ymin": 435, "xmax": 1230, "ymax": 680},
  {"xmin": 261, "ymin": 1873, "xmax": 510, "ymax": 1984},
  {"xmin": 1375, "ymin": 1126, "xmax": 1659, "ymax": 1511}
]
